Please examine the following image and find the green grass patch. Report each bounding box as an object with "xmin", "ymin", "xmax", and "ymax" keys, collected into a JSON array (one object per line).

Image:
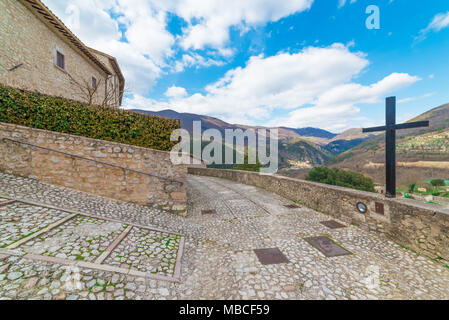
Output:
[{"xmin": 74, "ymin": 254, "xmax": 85, "ymax": 261}]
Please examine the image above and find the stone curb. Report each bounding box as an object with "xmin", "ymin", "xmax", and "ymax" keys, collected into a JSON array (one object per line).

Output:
[
  {"xmin": 0, "ymin": 253, "xmax": 10, "ymax": 261},
  {"xmin": 0, "ymin": 194, "xmax": 184, "ymax": 236},
  {"xmin": 94, "ymin": 225, "xmax": 133, "ymax": 264},
  {"xmin": 173, "ymin": 237, "xmax": 185, "ymax": 280},
  {"xmin": 21, "ymin": 253, "xmax": 182, "ymax": 283},
  {"xmin": 0, "ymin": 200, "xmax": 16, "ymax": 207}
]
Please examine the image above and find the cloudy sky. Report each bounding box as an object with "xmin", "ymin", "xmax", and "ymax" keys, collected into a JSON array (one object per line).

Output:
[{"xmin": 42, "ymin": 0, "xmax": 449, "ymax": 132}]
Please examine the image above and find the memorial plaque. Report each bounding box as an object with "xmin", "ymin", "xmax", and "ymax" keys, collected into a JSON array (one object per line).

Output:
[
  {"xmin": 304, "ymin": 236, "xmax": 351, "ymax": 257},
  {"xmin": 375, "ymin": 202, "xmax": 385, "ymax": 215},
  {"xmin": 202, "ymin": 209, "xmax": 217, "ymax": 215},
  {"xmin": 320, "ymin": 220, "xmax": 346, "ymax": 229},
  {"xmin": 284, "ymin": 204, "xmax": 300, "ymax": 209},
  {"xmin": 254, "ymin": 248, "xmax": 290, "ymax": 265}
]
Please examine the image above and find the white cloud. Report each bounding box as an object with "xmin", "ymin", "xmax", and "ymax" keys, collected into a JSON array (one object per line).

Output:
[
  {"xmin": 94, "ymin": 40, "xmax": 162, "ymax": 94},
  {"xmin": 124, "ymin": 44, "xmax": 420, "ymax": 131},
  {"xmin": 338, "ymin": 0, "xmax": 357, "ymax": 8},
  {"xmin": 41, "ymin": 2, "xmax": 419, "ymax": 130},
  {"xmin": 398, "ymin": 92, "xmax": 435, "ymax": 104},
  {"xmin": 42, "ymin": 0, "xmax": 120, "ymax": 45},
  {"xmin": 423, "ymin": 11, "xmax": 449, "ymax": 32},
  {"xmin": 273, "ymin": 72, "xmax": 420, "ymax": 130},
  {"xmin": 158, "ymin": 0, "xmax": 314, "ymax": 51},
  {"xmin": 416, "ymin": 11, "xmax": 449, "ymax": 42},
  {"xmin": 42, "ymin": 0, "xmax": 166, "ymax": 94},
  {"xmin": 165, "ymin": 86, "xmax": 188, "ymax": 98},
  {"xmin": 42, "ymin": 0, "xmax": 316, "ymax": 95},
  {"xmin": 173, "ymin": 53, "xmax": 226, "ymax": 73},
  {"xmin": 115, "ymin": 0, "xmax": 175, "ymax": 65}
]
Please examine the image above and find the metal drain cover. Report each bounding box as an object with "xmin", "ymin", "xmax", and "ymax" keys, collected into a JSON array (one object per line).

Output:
[
  {"xmin": 304, "ymin": 236, "xmax": 351, "ymax": 257},
  {"xmin": 320, "ymin": 220, "xmax": 346, "ymax": 229},
  {"xmin": 202, "ymin": 209, "xmax": 217, "ymax": 215},
  {"xmin": 254, "ymin": 248, "xmax": 290, "ymax": 265}
]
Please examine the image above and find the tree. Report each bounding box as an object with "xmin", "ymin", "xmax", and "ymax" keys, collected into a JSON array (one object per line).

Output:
[
  {"xmin": 430, "ymin": 179, "xmax": 445, "ymax": 187},
  {"xmin": 68, "ymin": 73, "xmax": 127, "ymax": 107},
  {"xmin": 306, "ymin": 167, "xmax": 375, "ymax": 192},
  {"xmin": 68, "ymin": 73, "xmax": 102, "ymax": 106},
  {"xmin": 233, "ymin": 154, "xmax": 262, "ymax": 172},
  {"xmin": 101, "ymin": 77, "xmax": 130, "ymax": 108}
]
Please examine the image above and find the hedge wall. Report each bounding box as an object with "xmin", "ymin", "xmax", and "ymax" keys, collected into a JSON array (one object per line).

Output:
[{"xmin": 0, "ymin": 85, "xmax": 180, "ymax": 151}]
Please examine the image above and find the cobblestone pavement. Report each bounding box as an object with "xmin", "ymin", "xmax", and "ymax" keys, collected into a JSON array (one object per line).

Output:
[
  {"xmin": 0, "ymin": 172, "xmax": 449, "ymax": 300},
  {"xmin": 105, "ymin": 228, "xmax": 181, "ymax": 276},
  {"xmin": 21, "ymin": 216, "xmax": 128, "ymax": 262},
  {"xmin": 0, "ymin": 203, "xmax": 70, "ymax": 248}
]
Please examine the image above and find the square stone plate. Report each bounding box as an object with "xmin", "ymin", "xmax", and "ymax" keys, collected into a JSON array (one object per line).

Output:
[
  {"xmin": 254, "ymin": 248, "xmax": 290, "ymax": 265},
  {"xmin": 320, "ymin": 220, "xmax": 346, "ymax": 229},
  {"xmin": 304, "ymin": 236, "xmax": 352, "ymax": 257}
]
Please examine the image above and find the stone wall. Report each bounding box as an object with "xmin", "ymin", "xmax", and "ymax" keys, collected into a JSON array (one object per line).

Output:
[
  {"xmin": 0, "ymin": 0, "xmax": 109, "ymax": 105},
  {"xmin": 0, "ymin": 122, "xmax": 188, "ymax": 216},
  {"xmin": 189, "ymin": 167, "xmax": 449, "ymax": 262}
]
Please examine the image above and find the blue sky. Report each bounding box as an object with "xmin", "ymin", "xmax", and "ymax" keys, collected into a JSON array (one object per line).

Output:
[{"xmin": 43, "ymin": 0, "xmax": 449, "ymax": 132}]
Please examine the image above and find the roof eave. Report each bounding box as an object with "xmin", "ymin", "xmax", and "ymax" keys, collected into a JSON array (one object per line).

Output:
[{"xmin": 18, "ymin": 0, "xmax": 111, "ymax": 76}]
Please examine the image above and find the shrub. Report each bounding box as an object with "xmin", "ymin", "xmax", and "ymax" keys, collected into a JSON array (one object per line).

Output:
[
  {"xmin": 233, "ymin": 154, "xmax": 262, "ymax": 172},
  {"xmin": 409, "ymin": 183, "xmax": 416, "ymax": 193},
  {"xmin": 306, "ymin": 167, "xmax": 375, "ymax": 192},
  {"xmin": 0, "ymin": 85, "xmax": 179, "ymax": 151},
  {"xmin": 430, "ymin": 179, "xmax": 445, "ymax": 187}
]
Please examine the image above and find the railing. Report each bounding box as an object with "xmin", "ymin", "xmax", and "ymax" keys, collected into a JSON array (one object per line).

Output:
[{"xmin": 1, "ymin": 137, "xmax": 183, "ymax": 185}]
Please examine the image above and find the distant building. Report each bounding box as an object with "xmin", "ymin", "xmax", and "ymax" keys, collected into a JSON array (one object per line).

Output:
[{"xmin": 0, "ymin": 0, "xmax": 124, "ymax": 107}]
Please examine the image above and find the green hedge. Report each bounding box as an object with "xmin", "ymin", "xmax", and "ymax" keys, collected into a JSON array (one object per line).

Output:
[
  {"xmin": 430, "ymin": 179, "xmax": 445, "ymax": 187},
  {"xmin": 306, "ymin": 167, "xmax": 375, "ymax": 192},
  {"xmin": 0, "ymin": 85, "xmax": 179, "ymax": 151}
]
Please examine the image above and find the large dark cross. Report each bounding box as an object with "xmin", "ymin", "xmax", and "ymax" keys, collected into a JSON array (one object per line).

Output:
[{"xmin": 362, "ymin": 97, "xmax": 429, "ymax": 198}]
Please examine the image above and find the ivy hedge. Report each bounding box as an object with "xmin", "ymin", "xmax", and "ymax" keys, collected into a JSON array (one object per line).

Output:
[{"xmin": 0, "ymin": 85, "xmax": 180, "ymax": 151}]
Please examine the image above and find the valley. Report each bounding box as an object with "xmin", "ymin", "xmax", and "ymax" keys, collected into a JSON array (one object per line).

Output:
[{"xmin": 133, "ymin": 102, "xmax": 449, "ymax": 187}]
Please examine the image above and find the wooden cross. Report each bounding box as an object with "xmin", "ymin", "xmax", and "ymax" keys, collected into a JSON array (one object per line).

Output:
[{"xmin": 362, "ymin": 97, "xmax": 429, "ymax": 198}]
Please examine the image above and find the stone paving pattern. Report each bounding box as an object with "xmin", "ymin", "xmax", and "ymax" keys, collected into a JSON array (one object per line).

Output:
[
  {"xmin": 0, "ymin": 202, "xmax": 70, "ymax": 248},
  {"xmin": 0, "ymin": 172, "xmax": 449, "ymax": 300},
  {"xmin": 105, "ymin": 228, "xmax": 180, "ymax": 276},
  {"xmin": 20, "ymin": 216, "xmax": 127, "ymax": 262}
]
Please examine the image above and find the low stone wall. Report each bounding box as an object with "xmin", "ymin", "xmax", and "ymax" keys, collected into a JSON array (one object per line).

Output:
[
  {"xmin": 189, "ymin": 167, "xmax": 449, "ymax": 262},
  {"xmin": 410, "ymin": 194, "xmax": 449, "ymax": 207},
  {"xmin": 0, "ymin": 122, "xmax": 188, "ymax": 216}
]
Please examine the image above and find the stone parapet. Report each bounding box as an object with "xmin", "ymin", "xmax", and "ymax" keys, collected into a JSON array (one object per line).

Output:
[{"xmin": 189, "ymin": 167, "xmax": 449, "ymax": 262}]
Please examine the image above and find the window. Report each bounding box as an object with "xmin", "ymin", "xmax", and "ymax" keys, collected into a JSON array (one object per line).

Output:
[
  {"xmin": 92, "ymin": 77, "xmax": 97, "ymax": 89},
  {"xmin": 56, "ymin": 51, "xmax": 65, "ymax": 69}
]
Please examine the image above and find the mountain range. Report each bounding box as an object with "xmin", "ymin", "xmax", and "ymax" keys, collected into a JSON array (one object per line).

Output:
[
  {"xmin": 133, "ymin": 102, "xmax": 449, "ymax": 185},
  {"xmin": 132, "ymin": 109, "xmax": 375, "ymax": 167},
  {"xmin": 329, "ymin": 102, "xmax": 449, "ymax": 186}
]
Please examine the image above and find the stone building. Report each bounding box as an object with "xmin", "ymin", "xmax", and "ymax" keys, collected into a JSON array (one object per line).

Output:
[{"xmin": 0, "ymin": 0, "xmax": 124, "ymax": 107}]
